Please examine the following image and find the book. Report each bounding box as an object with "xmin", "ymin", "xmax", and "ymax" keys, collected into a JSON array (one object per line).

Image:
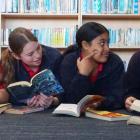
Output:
[
  {"xmin": 4, "ymin": 106, "xmax": 44, "ymax": 115},
  {"xmin": 0, "ymin": 103, "xmax": 12, "ymax": 113},
  {"xmin": 85, "ymin": 108, "xmax": 130, "ymax": 121},
  {"xmin": 7, "ymin": 69, "xmax": 64, "ymax": 103},
  {"xmin": 52, "ymin": 95, "xmax": 104, "ymax": 117},
  {"xmin": 130, "ymin": 99, "xmax": 140, "ymax": 112},
  {"xmin": 127, "ymin": 116, "xmax": 140, "ymax": 125}
]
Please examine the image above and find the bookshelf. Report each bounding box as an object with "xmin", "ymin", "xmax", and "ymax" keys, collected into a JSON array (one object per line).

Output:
[{"xmin": 0, "ymin": 0, "xmax": 140, "ymax": 64}]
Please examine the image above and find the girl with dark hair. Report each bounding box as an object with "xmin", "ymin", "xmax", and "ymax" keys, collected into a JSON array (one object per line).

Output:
[
  {"xmin": 0, "ymin": 27, "xmax": 61, "ymax": 107},
  {"xmin": 58, "ymin": 22, "xmax": 125, "ymax": 110}
]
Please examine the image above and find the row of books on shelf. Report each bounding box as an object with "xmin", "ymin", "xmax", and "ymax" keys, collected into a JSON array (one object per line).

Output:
[
  {"xmin": 1, "ymin": 26, "xmax": 77, "ymax": 48},
  {"xmin": 1, "ymin": 0, "xmax": 140, "ymax": 15},
  {"xmin": 1, "ymin": 27, "xmax": 140, "ymax": 48},
  {"xmin": 82, "ymin": 0, "xmax": 140, "ymax": 14},
  {"xmin": 0, "ymin": 0, "xmax": 78, "ymax": 14}
]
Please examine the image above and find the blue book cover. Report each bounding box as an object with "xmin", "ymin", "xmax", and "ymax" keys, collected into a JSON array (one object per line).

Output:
[{"xmin": 7, "ymin": 69, "xmax": 64, "ymax": 102}]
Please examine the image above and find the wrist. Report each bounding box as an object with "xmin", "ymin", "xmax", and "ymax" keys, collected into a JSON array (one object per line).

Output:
[{"xmin": 52, "ymin": 97, "xmax": 59, "ymax": 106}]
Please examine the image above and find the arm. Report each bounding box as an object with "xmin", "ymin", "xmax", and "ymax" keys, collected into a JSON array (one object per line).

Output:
[
  {"xmin": 98, "ymin": 56, "xmax": 125, "ymax": 110},
  {"xmin": 59, "ymin": 54, "xmax": 93, "ymax": 103},
  {"xmin": 124, "ymin": 52, "xmax": 140, "ymax": 110},
  {"xmin": 0, "ymin": 89, "xmax": 9, "ymax": 103}
]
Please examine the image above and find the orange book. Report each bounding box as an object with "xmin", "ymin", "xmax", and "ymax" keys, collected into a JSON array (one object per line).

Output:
[{"xmin": 85, "ymin": 108, "xmax": 130, "ymax": 121}]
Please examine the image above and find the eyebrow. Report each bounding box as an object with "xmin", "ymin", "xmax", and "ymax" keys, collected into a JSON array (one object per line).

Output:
[{"xmin": 23, "ymin": 43, "xmax": 39, "ymax": 55}]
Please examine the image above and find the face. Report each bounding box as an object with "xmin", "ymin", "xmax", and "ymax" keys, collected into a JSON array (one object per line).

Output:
[
  {"xmin": 19, "ymin": 41, "xmax": 42, "ymax": 69},
  {"xmin": 84, "ymin": 32, "xmax": 110, "ymax": 63}
]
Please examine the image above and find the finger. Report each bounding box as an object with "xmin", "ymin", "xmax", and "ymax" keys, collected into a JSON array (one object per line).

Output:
[
  {"xmin": 29, "ymin": 97, "xmax": 39, "ymax": 107},
  {"xmin": 84, "ymin": 50, "xmax": 98, "ymax": 60}
]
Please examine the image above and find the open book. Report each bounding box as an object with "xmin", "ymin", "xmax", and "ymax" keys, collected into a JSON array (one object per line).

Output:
[
  {"xmin": 4, "ymin": 106, "xmax": 44, "ymax": 114},
  {"xmin": 7, "ymin": 69, "xmax": 64, "ymax": 103},
  {"xmin": 53, "ymin": 95, "xmax": 104, "ymax": 117},
  {"xmin": 85, "ymin": 108, "xmax": 130, "ymax": 121}
]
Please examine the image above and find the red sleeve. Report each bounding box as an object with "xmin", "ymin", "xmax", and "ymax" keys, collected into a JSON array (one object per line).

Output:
[{"xmin": 0, "ymin": 83, "xmax": 5, "ymax": 89}]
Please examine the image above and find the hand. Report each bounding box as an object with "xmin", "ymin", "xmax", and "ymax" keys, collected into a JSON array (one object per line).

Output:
[
  {"xmin": 27, "ymin": 95, "xmax": 40, "ymax": 107},
  {"xmin": 77, "ymin": 51, "xmax": 98, "ymax": 76},
  {"xmin": 27, "ymin": 94, "xmax": 54, "ymax": 108},
  {"xmin": 38, "ymin": 93, "xmax": 54, "ymax": 108},
  {"xmin": 125, "ymin": 96, "xmax": 137, "ymax": 111}
]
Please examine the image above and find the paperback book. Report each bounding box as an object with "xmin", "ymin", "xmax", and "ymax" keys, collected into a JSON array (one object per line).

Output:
[
  {"xmin": 85, "ymin": 108, "xmax": 130, "ymax": 121},
  {"xmin": 53, "ymin": 95, "xmax": 104, "ymax": 117},
  {"xmin": 7, "ymin": 69, "xmax": 64, "ymax": 103}
]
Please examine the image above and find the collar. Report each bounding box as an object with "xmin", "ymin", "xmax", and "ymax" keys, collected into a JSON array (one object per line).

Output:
[
  {"xmin": 80, "ymin": 52, "xmax": 104, "ymax": 82},
  {"xmin": 22, "ymin": 62, "xmax": 40, "ymax": 78}
]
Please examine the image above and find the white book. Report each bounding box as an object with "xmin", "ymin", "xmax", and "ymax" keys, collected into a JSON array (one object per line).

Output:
[{"xmin": 53, "ymin": 95, "xmax": 104, "ymax": 117}]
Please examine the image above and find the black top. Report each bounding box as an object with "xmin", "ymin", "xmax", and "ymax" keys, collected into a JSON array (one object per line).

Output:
[
  {"xmin": 124, "ymin": 51, "xmax": 140, "ymax": 99},
  {"xmin": 14, "ymin": 45, "xmax": 61, "ymax": 82},
  {"xmin": 58, "ymin": 49, "xmax": 125, "ymax": 110}
]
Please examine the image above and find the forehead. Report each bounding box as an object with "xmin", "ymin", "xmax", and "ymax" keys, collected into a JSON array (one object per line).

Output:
[
  {"xmin": 22, "ymin": 41, "xmax": 38, "ymax": 53},
  {"xmin": 93, "ymin": 32, "xmax": 109, "ymax": 42}
]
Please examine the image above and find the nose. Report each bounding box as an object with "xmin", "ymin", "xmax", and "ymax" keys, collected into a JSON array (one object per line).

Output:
[{"xmin": 104, "ymin": 43, "xmax": 109, "ymax": 52}]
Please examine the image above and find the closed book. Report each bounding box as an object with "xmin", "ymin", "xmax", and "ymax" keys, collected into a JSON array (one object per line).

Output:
[
  {"xmin": 85, "ymin": 108, "xmax": 130, "ymax": 121},
  {"xmin": 4, "ymin": 106, "xmax": 44, "ymax": 114}
]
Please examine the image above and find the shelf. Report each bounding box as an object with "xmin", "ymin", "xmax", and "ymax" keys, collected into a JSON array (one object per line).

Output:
[
  {"xmin": 110, "ymin": 47, "xmax": 140, "ymax": 51},
  {"xmin": 82, "ymin": 14, "xmax": 140, "ymax": 20},
  {"xmin": 1, "ymin": 13, "xmax": 79, "ymax": 19}
]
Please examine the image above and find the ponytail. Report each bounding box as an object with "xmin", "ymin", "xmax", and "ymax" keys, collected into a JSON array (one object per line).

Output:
[{"xmin": 1, "ymin": 48, "xmax": 15, "ymax": 86}]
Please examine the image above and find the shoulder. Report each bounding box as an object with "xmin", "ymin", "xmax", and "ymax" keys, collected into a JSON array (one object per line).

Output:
[
  {"xmin": 127, "ymin": 51, "xmax": 140, "ymax": 73},
  {"xmin": 129, "ymin": 51, "xmax": 140, "ymax": 66},
  {"xmin": 61, "ymin": 51, "xmax": 79, "ymax": 66},
  {"xmin": 41, "ymin": 45, "xmax": 61, "ymax": 57}
]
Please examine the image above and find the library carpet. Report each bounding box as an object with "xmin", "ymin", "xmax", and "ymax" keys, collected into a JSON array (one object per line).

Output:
[{"xmin": 0, "ymin": 109, "xmax": 140, "ymax": 140}]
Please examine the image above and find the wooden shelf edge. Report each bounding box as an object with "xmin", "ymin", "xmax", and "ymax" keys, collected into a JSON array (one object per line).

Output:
[
  {"xmin": 82, "ymin": 14, "xmax": 140, "ymax": 20},
  {"xmin": 1, "ymin": 13, "xmax": 79, "ymax": 19}
]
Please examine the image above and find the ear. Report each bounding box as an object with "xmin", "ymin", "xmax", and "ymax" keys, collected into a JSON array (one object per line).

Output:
[
  {"xmin": 81, "ymin": 41, "xmax": 90, "ymax": 51},
  {"xmin": 11, "ymin": 53, "xmax": 21, "ymax": 60}
]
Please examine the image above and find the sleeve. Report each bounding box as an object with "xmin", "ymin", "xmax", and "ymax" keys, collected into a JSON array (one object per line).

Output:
[
  {"xmin": 98, "ymin": 56, "xmax": 125, "ymax": 110},
  {"xmin": 124, "ymin": 52, "xmax": 140, "ymax": 99},
  {"xmin": 59, "ymin": 55, "xmax": 93, "ymax": 103}
]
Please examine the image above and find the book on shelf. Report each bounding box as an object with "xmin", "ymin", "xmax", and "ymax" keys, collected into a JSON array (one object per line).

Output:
[
  {"xmin": 52, "ymin": 95, "xmax": 104, "ymax": 117},
  {"xmin": 4, "ymin": 106, "xmax": 44, "ymax": 115},
  {"xmin": 0, "ymin": 103, "xmax": 12, "ymax": 114},
  {"xmin": 7, "ymin": 69, "xmax": 64, "ymax": 103},
  {"xmin": 130, "ymin": 99, "xmax": 140, "ymax": 112},
  {"xmin": 85, "ymin": 108, "xmax": 130, "ymax": 121}
]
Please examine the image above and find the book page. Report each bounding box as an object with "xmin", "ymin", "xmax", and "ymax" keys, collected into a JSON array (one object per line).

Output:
[{"xmin": 53, "ymin": 104, "xmax": 79, "ymax": 117}]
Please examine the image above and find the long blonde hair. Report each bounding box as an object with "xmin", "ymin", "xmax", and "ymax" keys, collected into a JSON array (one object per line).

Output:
[{"xmin": 1, "ymin": 27, "xmax": 38, "ymax": 86}]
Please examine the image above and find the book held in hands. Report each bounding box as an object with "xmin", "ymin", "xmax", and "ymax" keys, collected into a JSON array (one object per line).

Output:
[
  {"xmin": 7, "ymin": 69, "xmax": 64, "ymax": 103},
  {"xmin": 53, "ymin": 95, "xmax": 104, "ymax": 117},
  {"xmin": 85, "ymin": 108, "xmax": 130, "ymax": 121}
]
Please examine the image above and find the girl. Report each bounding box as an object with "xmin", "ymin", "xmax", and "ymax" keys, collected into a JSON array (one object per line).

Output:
[
  {"xmin": 58, "ymin": 22, "xmax": 125, "ymax": 110},
  {"xmin": 124, "ymin": 51, "xmax": 140, "ymax": 110},
  {"xmin": 0, "ymin": 27, "xmax": 61, "ymax": 107}
]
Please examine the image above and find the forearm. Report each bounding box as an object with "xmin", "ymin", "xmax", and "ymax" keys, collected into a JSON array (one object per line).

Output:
[{"xmin": 0, "ymin": 89, "xmax": 9, "ymax": 103}]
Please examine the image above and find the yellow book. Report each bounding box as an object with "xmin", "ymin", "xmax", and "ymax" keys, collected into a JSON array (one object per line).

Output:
[{"xmin": 85, "ymin": 108, "xmax": 130, "ymax": 121}]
